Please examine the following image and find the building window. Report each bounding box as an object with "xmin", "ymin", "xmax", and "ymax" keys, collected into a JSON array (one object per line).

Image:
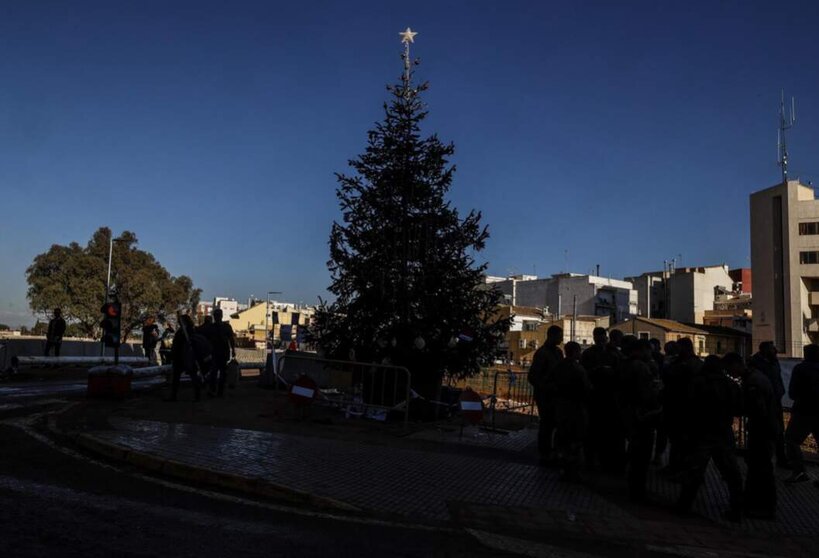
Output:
[
  {"xmin": 799, "ymin": 222, "xmax": 819, "ymax": 235},
  {"xmin": 716, "ymin": 340, "xmax": 722, "ymax": 354},
  {"xmin": 800, "ymin": 251, "xmax": 819, "ymax": 264},
  {"xmin": 518, "ymin": 339, "xmax": 526, "ymax": 349},
  {"xmin": 698, "ymin": 339, "xmax": 705, "ymax": 354},
  {"xmin": 638, "ymin": 331, "xmax": 650, "ymax": 340}
]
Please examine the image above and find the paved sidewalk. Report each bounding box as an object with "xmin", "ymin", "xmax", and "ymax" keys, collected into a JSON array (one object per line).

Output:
[
  {"xmin": 82, "ymin": 416, "xmax": 819, "ymax": 555},
  {"xmin": 92, "ymin": 418, "xmax": 624, "ymax": 522}
]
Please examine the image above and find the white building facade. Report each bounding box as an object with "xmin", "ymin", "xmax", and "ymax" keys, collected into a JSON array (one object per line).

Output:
[{"xmin": 487, "ymin": 274, "xmax": 637, "ymax": 323}]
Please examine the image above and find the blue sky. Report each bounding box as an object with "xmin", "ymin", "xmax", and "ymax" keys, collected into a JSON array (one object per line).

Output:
[{"xmin": 1, "ymin": 1, "xmax": 818, "ymax": 326}]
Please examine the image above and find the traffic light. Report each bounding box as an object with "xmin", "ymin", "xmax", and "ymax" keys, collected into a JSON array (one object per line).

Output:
[{"xmin": 100, "ymin": 301, "xmax": 122, "ymax": 348}]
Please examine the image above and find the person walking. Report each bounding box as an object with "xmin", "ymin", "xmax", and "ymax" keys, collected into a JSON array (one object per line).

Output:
[
  {"xmin": 619, "ymin": 337, "xmax": 662, "ymax": 502},
  {"xmin": 581, "ymin": 327, "xmax": 623, "ymax": 471},
  {"xmin": 141, "ymin": 316, "xmax": 160, "ymax": 364},
  {"xmin": 44, "ymin": 308, "xmax": 66, "ymax": 357},
  {"xmin": 168, "ymin": 314, "xmax": 210, "ymax": 402},
  {"xmin": 675, "ymin": 355, "xmax": 743, "ymax": 521},
  {"xmin": 203, "ymin": 308, "xmax": 236, "ymax": 397},
  {"xmin": 724, "ymin": 352, "xmax": 777, "ymax": 519},
  {"xmin": 528, "ymin": 325, "xmax": 564, "ymax": 466},
  {"xmin": 784, "ymin": 344, "xmax": 819, "ymax": 484},
  {"xmin": 750, "ymin": 341, "xmax": 789, "ymax": 468},
  {"xmin": 553, "ymin": 341, "xmax": 592, "ymax": 481}
]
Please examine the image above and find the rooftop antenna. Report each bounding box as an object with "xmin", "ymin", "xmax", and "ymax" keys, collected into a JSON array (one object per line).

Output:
[{"xmin": 778, "ymin": 90, "xmax": 796, "ymax": 184}]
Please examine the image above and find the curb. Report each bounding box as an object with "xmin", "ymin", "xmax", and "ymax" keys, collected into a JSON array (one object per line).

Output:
[
  {"xmin": 46, "ymin": 418, "xmax": 362, "ymax": 515},
  {"xmin": 0, "ymin": 399, "xmax": 68, "ymax": 421}
]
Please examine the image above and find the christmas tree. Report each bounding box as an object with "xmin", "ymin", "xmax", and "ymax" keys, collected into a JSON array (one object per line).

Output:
[{"xmin": 313, "ymin": 28, "xmax": 509, "ymax": 398}]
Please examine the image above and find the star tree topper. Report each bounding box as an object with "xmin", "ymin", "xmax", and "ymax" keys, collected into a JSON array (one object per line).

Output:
[
  {"xmin": 399, "ymin": 27, "xmax": 418, "ymax": 44},
  {"xmin": 399, "ymin": 27, "xmax": 418, "ymax": 87}
]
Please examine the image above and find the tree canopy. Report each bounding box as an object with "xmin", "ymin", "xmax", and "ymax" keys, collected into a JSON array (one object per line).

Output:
[
  {"xmin": 312, "ymin": 53, "xmax": 509, "ymax": 396},
  {"xmin": 26, "ymin": 227, "xmax": 200, "ymax": 341}
]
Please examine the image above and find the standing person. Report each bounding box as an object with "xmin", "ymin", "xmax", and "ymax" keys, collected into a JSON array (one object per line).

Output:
[
  {"xmin": 724, "ymin": 352, "xmax": 777, "ymax": 519},
  {"xmin": 662, "ymin": 337, "xmax": 702, "ymax": 474},
  {"xmin": 676, "ymin": 355, "xmax": 743, "ymax": 521},
  {"xmin": 553, "ymin": 341, "xmax": 592, "ymax": 481},
  {"xmin": 528, "ymin": 325, "xmax": 564, "ymax": 466},
  {"xmin": 609, "ymin": 329, "xmax": 624, "ymax": 355},
  {"xmin": 204, "ymin": 308, "xmax": 236, "ymax": 398},
  {"xmin": 168, "ymin": 314, "xmax": 210, "ymax": 402},
  {"xmin": 784, "ymin": 344, "xmax": 819, "ymax": 484},
  {"xmin": 197, "ymin": 315, "xmax": 213, "ymax": 334},
  {"xmin": 158, "ymin": 323, "xmax": 175, "ymax": 365},
  {"xmin": 581, "ymin": 327, "xmax": 623, "ymax": 471},
  {"xmin": 654, "ymin": 341, "xmax": 679, "ymax": 464},
  {"xmin": 648, "ymin": 338, "xmax": 666, "ymax": 465},
  {"xmin": 44, "ymin": 308, "xmax": 66, "ymax": 356},
  {"xmin": 750, "ymin": 341, "xmax": 789, "ymax": 468},
  {"xmin": 619, "ymin": 337, "xmax": 662, "ymax": 502},
  {"xmin": 649, "ymin": 339, "xmax": 665, "ymax": 376},
  {"xmin": 141, "ymin": 316, "xmax": 160, "ymax": 364}
]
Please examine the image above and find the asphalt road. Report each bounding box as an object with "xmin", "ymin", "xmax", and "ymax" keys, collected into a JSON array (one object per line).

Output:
[{"xmin": 0, "ymin": 413, "xmax": 507, "ymax": 558}]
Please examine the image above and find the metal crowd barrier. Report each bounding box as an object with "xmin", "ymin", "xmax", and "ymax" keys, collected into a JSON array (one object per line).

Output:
[
  {"xmin": 110, "ymin": 361, "xmax": 266, "ymax": 379},
  {"xmin": 276, "ymin": 353, "xmax": 411, "ymax": 431},
  {"xmin": 488, "ymin": 369, "xmax": 536, "ymax": 430},
  {"xmin": 12, "ymin": 355, "xmax": 151, "ymax": 369}
]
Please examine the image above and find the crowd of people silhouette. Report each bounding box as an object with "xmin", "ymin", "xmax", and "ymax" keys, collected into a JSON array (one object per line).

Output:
[{"xmin": 528, "ymin": 325, "xmax": 818, "ymax": 521}]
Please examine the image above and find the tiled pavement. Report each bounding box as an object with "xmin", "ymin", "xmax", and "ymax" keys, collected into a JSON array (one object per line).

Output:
[
  {"xmin": 91, "ymin": 418, "xmax": 819, "ymax": 539},
  {"xmin": 94, "ymin": 418, "xmax": 625, "ymax": 522},
  {"xmin": 407, "ymin": 423, "xmax": 540, "ymax": 453}
]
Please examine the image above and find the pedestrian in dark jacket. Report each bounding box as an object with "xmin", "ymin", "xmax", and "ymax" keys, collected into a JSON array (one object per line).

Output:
[
  {"xmin": 528, "ymin": 325, "xmax": 564, "ymax": 465},
  {"xmin": 619, "ymin": 337, "xmax": 661, "ymax": 502},
  {"xmin": 44, "ymin": 308, "xmax": 66, "ymax": 357},
  {"xmin": 141, "ymin": 316, "xmax": 160, "ymax": 364},
  {"xmin": 784, "ymin": 344, "xmax": 819, "ymax": 483},
  {"xmin": 725, "ymin": 352, "xmax": 777, "ymax": 519},
  {"xmin": 662, "ymin": 337, "xmax": 702, "ymax": 474},
  {"xmin": 553, "ymin": 342, "xmax": 592, "ymax": 480},
  {"xmin": 581, "ymin": 327, "xmax": 624, "ymax": 471},
  {"xmin": 158, "ymin": 323, "xmax": 174, "ymax": 365},
  {"xmin": 654, "ymin": 341, "xmax": 679, "ymax": 465},
  {"xmin": 676, "ymin": 355, "xmax": 743, "ymax": 521},
  {"xmin": 750, "ymin": 342, "xmax": 789, "ymax": 467},
  {"xmin": 168, "ymin": 314, "xmax": 210, "ymax": 402},
  {"xmin": 203, "ymin": 308, "xmax": 236, "ymax": 397}
]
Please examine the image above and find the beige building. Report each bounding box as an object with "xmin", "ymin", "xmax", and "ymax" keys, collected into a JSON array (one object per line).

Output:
[
  {"xmin": 229, "ymin": 302, "xmax": 314, "ymax": 345},
  {"xmin": 750, "ymin": 180, "xmax": 819, "ymax": 357},
  {"xmin": 494, "ymin": 305, "xmax": 609, "ymax": 365},
  {"xmin": 610, "ymin": 317, "xmax": 708, "ymax": 355}
]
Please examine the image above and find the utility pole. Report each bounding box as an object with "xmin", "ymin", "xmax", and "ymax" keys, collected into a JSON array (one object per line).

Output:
[
  {"xmin": 571, "ymin": 295, "xmax": 577, "ymax": 342},
  {"xmin": 261, "ymin": 290, "xmax": 282, "ymax": 388},
  {"xmin": 101, "ymin": 232, "xmax": 123, "ymax": 357}
]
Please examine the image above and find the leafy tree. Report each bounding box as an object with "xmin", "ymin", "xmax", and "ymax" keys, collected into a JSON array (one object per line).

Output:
[
  {"xmin": 26, "ymin": 227, "xmax": 201, "ymax": 342},
  {"xmin": 0, "ymin": 324, "xmax": 9, "ymax": 331},
  {"xmin": 312, "ymin": 49, "xmax": 509, "ymax": 397}
]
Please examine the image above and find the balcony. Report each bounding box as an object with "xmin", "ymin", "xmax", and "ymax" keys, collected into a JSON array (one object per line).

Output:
[{"xmin": 807, "ymin": 318, "xmax": 819, "ymax": 333}]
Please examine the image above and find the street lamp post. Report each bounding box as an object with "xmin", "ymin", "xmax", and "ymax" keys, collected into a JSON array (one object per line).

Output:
[
  {"xmin": 265, "ymin": 291, "xmax": 282, "ymax": 345},
  {"xmin": 101, "ymin": 233, "xmax": 124, "ymax": 357}
]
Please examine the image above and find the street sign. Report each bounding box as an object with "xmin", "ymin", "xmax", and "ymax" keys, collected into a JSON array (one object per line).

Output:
[
  {"xmin": 459, "ymin": 387, "xmax": 484, "ymax": 424},
  {"xmin": 289, "ymin": 374, "xmax": 318, "ymax": 406}
]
